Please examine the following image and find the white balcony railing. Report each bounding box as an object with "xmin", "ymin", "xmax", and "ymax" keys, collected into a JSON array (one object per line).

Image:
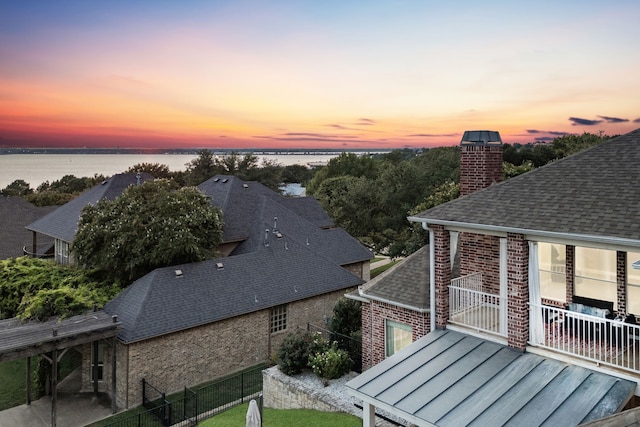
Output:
[
  {"xmin": 531, "ymin": 304, "xmax": 640, "ymax": 374},
  {"xmin": 449, "ymin": 273, "xmax": 505, "ymax": 337}
]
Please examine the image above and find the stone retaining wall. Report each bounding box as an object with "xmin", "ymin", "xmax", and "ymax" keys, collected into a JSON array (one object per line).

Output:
[{"xmin": 262, "ymin": 366, "xmax": 402, "ymax": 426}]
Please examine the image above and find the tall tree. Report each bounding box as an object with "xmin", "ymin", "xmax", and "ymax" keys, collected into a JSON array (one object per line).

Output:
[{"xmin": 73, "ymin": 179, "xmax": 223, "ymax": 283}]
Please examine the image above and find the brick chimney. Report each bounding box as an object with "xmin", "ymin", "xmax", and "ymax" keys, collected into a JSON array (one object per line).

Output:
[{"xmin": 459, "ymin": 130, "xmax": 503, "ymax": 196}]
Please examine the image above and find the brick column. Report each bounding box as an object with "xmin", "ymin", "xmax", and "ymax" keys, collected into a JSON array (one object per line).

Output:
[
  {"xmin": 617, "ymin": 251, "xmax": 627, "ymax": 315},
  {"xmin": 361, "ymin": 302, "xmax": 373, "ymax": 370},
  {"xmin": 432, "ymin": 225, "xmax": 451, "ymax": 328},
  {"xmin": 566, "ymin": 245, "xmax": 574, "ymax": 303},
  {"xmin": 507, "ymin": 233, "xmax": 529, "ymax": 350}
]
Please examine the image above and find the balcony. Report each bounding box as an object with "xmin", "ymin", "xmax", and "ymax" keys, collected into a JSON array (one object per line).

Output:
[
  {"xmin": 449, "ymin": 273, "xmax": 506, "ymax": 337},
  {"xmin": 531, "ymin": 304, "xmax": 640, "ymax": 374}
]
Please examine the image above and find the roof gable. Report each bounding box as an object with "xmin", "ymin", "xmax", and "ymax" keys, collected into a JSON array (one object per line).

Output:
[{"xmin": 412, "ymin": 128, "xmax": 640, "ymax": 245}]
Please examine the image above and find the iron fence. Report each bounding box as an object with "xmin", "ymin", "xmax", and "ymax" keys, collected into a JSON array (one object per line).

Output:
[{"xmin": 101, "ymin": 365, "xmax": 264, "ymax": 427}]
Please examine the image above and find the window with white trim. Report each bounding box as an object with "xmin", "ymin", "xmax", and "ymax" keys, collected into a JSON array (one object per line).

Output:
[
  {"xmin": 385, "ymin": 320, "xmax": 412, "ymax": 357},
  {"xmin": 575, "ymin": 247, "xmax": 617, "ymax": 310},
  {"xmin": 538, "ymin": 242, "xmax": 566, "ymax": 302},
  {"xmin": 270, "ymin": 304, "xmax": 287, "ymax": 333}
]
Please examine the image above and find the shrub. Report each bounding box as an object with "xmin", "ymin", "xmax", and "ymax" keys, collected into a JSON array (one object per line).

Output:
[
  {"xmin": 277, "ymin": 330, "xmax": 332, "ymax": 375},
  {"xmin": 309, "ymin": 346, "xmax": 353, "ymax": 384}
]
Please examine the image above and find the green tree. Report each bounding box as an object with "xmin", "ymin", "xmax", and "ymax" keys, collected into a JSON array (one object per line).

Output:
[
  {"xmin": 307, "ymin": 152, "xmax": 378, "ymax": 194},
  {"xmin": 125, "ymin": 163, "xmax": 174, "ymax": 180},
  {"xmin": 1, "ymin": 179, "xmax": 33, "ymax": 197},
  {"xmin": 73, "ymin": 179, "xmax": 223, "ymax": 283},
  {"xmin": 184, "ymin": 149, "xmax": 219, "ymax": 185},
  {"xmin": 551, "ymin": 132, "xmax": 608, "ymax": 158}
]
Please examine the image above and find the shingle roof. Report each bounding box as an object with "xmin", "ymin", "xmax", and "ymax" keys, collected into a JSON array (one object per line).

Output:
[
  {"xmin": 0, "ymin": 197, "xmax": 56, "ymax": 259},
  {"xmin": 410, "ymin": 128, "xmax": 640, "ymax": 246},
  {"xmin": 231, "ymin": 195, "xmax": 372, "ymax": 266},
  {"xmin": 104, "ymin": 237, "xmax": 364, "ymax": 343},
  {"xmin": 360, "ymin": 246, "xmax": 430, "ymax": 310},
  {"xmin": 25, "ymin": 173, "xmax": 153, "ymax": 242},
  {"xmin": 198, "ymin": 175, "xmax": 334, "ymax": 243}
]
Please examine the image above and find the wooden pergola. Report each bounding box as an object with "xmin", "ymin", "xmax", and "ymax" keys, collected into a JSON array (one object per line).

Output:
[{"xmin": 0, "ymin": 310, "xmax": 121, "ymax": 427}]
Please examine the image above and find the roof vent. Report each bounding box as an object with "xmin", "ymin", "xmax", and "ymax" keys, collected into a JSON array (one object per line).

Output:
[
  {"xmin": 175, "ymin": 269, "xmax": 183, "ymax": 278},
  {"xmin": 214, "ymin": 178, "xmax": 220, "ymax": 182},
  {"xmin": 243, "ymin": 184, "xmax": 249, "ymax": 188},
  {"xmin": 216, "ymin": 262, "xmax": 224, "ymax": 270},
  {"xmin": 460, "ymin": 130, "xmax": 502, "ymax": 146},
  {"xmin": 222, "ymin": 178, "xmax": 228, "ymax": 183},
  {"xmin": 275, "ymin": 231, "xmax": 283, "ymax": 239},
  {"xmin": 101, "ymin": 180, "xmax": 108, "ymax": 185},
  {"xmin": 264, "ymin": 229, "xmax": 270, "ymax": 247}
]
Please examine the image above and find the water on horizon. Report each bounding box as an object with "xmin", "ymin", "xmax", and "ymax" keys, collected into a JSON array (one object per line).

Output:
[{"xmin": 0, "ymin": 153, "xmax": 344, "ymax": 189}]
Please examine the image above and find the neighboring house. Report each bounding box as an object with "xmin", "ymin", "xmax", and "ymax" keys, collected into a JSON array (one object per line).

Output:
[
  {"xmin": 25, "ymin": 173, "xmax": 153, "ymax": 265},
  {"xmin": 78, "ymin": 175, "xmax": 372, "ymax": 409},
  {"xmin": 0, "ymin": 196, "xmax": 56, "ymax": 259},
  {"xmin": 348, "ymin": 129, "xmax": 640, "ymax": 427}
]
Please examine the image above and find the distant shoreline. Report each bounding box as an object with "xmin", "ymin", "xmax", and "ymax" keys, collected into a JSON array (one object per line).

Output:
[{"xmin": 0, "ymin": 147, "xmax": 392, "ymax": 155}]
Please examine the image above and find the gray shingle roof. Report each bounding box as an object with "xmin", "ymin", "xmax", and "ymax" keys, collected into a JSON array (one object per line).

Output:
[
  {"xmin": 25, "ymin": 173, "xmax": 153, "ymax": 242},
  {"xmin": 104, "ymin": 237, "xmax": 364, "ymax": 343},
  {"xmin": 230, "ymin": 195, "xmax": 372, "ymax": 266},
  {"xmin": 198, "ymin": 175, "xmax": 334, "ymax": 243},
  {"xmin": 410, "ymin": 128, "xmax": 640, "ymax": 246},
  {"xmin": 360, "ymin": 246, "xmax": 430, "ymax": 310},
  {"xmin": 0, "ymin": 197, "xmax": 56, "ymax": 259}
]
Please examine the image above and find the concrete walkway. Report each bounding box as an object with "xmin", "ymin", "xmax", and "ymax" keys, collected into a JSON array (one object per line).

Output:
[{"xmin": 0, "ymin": 368, "xmax": 113, "ymax": 427}]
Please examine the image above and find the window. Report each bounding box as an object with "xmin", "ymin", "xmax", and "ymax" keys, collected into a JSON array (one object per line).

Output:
[
  {"xmin": 270, "ymin": 304, "xmax": 287, "ymax": 333},
  {"xmin": 56, "ymin": 240, "xmax": 70, "ymax": 265},
  {"xmin": 538, "ymin": 242, "xmax": 566, "ymax": 302},
  {"xmin": 575, "ymin": 247, "xmax": 617, "ymax": 310},
  {"xmin": 385, "ymin": 320, "xmax": 412, "ymax": 357},
  {"xmin": 90, "ymin": 342, "xmax": 104, "ymax": 382},
  {"xmin": 627, "ymin": 252, "xmax": 640, "ymax": 315}
]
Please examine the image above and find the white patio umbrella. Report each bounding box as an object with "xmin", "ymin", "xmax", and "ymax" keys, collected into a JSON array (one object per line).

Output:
[{"xmin": 246, "ymin": 399, "xmax": 261, "ymax": 427}]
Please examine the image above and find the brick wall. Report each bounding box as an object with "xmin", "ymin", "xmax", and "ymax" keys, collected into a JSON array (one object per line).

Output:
[
  {"xmin": 459, "ymin": 232, "xmax": 501, "ymax": 294},
  {"xmin": 343, "ymin": 260, "xmax": 371, "ymax": 281},
  {"xmin": 433, "ymin": 225, "xmax": 451, "ymax": 328},
  {"xmin": 85, "ymin": 289, "xmax": 350, "ymax": 410},
  {"xmin": 507, "ymin": 233, "xmax": 529, "ymax": 350},
  {"xmin": 460, "ymin": 145, "xmax": 503, "ymax": 196},
  {"xmin": 361, "ymin": 300, "xmax": 430, "ymax": 370}
]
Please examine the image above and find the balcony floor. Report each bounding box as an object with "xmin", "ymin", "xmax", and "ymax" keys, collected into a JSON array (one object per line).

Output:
[{"xmin": 450, "ymin": 305, "xmax": 502, "ymax": 335}]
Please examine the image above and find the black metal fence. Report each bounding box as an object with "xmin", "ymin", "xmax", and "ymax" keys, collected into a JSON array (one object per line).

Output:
[
  {"xmin": 307, "ymin": 323, "xmax": 362, "ymax": 373},
  {"xmin": 101, "ymin": 365, "xmax": 264, "ymax": 427}
]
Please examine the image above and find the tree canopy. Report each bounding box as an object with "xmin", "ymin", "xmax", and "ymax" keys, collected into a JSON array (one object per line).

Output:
[{"xmin": 73, "ymin": 179, "xmax": 223, "ymax": 284}]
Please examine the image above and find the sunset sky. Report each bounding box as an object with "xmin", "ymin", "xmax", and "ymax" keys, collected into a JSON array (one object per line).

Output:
[{"xmin": 1, "ymin": 1, "xmax": 639, "ymax": 150}]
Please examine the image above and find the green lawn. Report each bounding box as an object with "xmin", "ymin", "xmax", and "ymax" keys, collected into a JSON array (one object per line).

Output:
[
  {"xmin": 198, "ymin": 402, "xmax": 361, "ymax": 427},
  {"xmin": 0, "ymin": 359, "xmax": 29, "ymax": 410}
]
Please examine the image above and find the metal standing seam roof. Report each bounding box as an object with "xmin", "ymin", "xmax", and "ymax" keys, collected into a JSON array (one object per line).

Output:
[
  {"xmin": 347, "ymin": 329, "xmax": 636, "ymax": 427},
  {"xmin": 410, "ymin": 128, "xmax": 640, "ymax": 245}
]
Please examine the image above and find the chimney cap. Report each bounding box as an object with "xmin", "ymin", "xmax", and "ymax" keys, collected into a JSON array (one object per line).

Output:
[{"xmin": 460, "ymin": 130, "xmax": 502, "ymax": 146}]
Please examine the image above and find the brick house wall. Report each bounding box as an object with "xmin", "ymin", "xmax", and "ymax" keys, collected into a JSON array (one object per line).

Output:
[
  {"xmin": 361, "ymin": 300, "xmax": 430, "ymax": 370},
  {"xmin": 459, "ymin": 232, "xmax": 501, "ymax": 294},
  {"xmin": 82, "ymin": 288, "xmax": 351, "ymax": 409},
  {"xmin": 506, "ymin": 233, "xmax": 529, "ymax": 350}
]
